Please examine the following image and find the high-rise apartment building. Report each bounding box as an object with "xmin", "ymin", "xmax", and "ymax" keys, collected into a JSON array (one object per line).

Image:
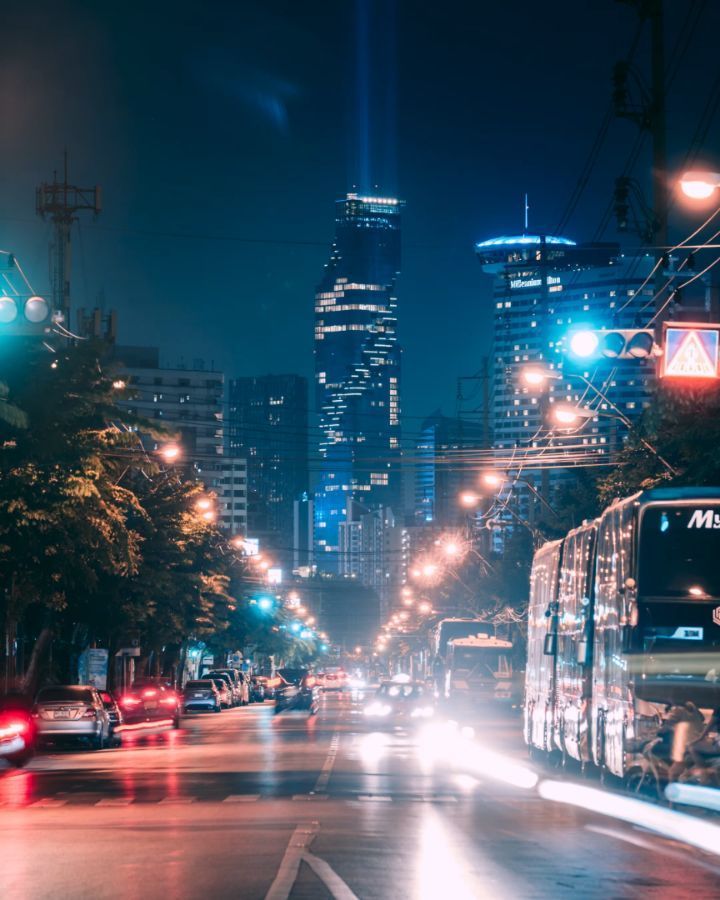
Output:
[
  {"xmin": 475, "ymin": 235, "xmax": 656, "ymax": 531},
  {"xmin": 415, "ymin": 413, "xmax": 489, "ymax": 527},
  {"xmin": 313, "ymin": 193, "xmax": 403, "ymax": 570},
  {"xmin": 227, "ymin": 374, "xmax": 308, "ymax": 565},
  {"xmin": 113, "ymin": 347, "xmax": 247, "ymax": 536}
]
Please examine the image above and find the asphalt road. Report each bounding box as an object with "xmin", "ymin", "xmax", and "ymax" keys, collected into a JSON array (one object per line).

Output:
[{"xmin": 1, "ymin": 691, "xmax": 718, "ymax": 899}]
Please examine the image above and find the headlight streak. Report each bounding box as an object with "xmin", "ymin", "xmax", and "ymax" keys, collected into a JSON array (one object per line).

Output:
[
  {"xmin": 539, "ymin": 780, "xmax": 720, "ymax": 858},
  {"xmin": 415, "ymin": 721, "xmax": 720, "ymax": 860}
]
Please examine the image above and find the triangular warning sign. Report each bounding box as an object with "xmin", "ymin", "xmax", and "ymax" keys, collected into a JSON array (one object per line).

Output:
[{"xmin": 665, "ymin": 330, "xmax": 717, "ymax": 377}]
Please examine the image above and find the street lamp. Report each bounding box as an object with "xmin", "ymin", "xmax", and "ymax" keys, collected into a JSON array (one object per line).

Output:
[
  {"xmin": 160, "ymin": 443, "xmax": 181, "ymax": 463},
  {"xmin": 459, "ymin": 490, "xmax": 481, "ymax": 508},
  {"xmin": 679, "ymin": 170, "xmax": 720, "ymax": 201}
]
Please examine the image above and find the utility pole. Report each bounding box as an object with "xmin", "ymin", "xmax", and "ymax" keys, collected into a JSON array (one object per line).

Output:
[
  {"xmin": 614, "ymin": 0, "xmax": 668, "ymax": 326},
  {"xmin": 36, "ymin": 153, "xmax": 101, "ymax": 330}
]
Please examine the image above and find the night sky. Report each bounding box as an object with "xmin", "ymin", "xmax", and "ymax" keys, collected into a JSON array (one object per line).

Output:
[{"xmin": 1, "ymin": 0, "xmax": 719, "ymax": 426}]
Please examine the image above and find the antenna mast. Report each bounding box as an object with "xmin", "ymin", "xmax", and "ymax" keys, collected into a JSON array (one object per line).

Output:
[{"xmin": 36, "ymin": 152, "xmax": 102, "ymax": 327}]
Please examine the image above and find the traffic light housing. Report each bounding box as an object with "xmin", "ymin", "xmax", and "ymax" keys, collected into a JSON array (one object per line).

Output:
[
  {"xmin": 0, "ymin": 255, "xmax": 53, "ymax": 337},
  {"xmin": 567, "ymin": 328, "xmax": 656, "ymax": 360}
]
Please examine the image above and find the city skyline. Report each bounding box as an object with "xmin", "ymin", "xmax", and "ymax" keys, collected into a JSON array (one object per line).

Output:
[{"xmin": 0, "ymin": 2, "xmax": 717, "ymax": 422}]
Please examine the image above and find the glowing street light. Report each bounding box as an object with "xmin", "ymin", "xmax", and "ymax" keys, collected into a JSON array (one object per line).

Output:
[
  {"xmin": 418, "ymin": 601, "xmax": 432, "ymax": 615},
  {"xmin": 195, "ymin": 496, "xmax": 212, "ymax": 512},
  {"xmin": 160, "ymin": 443, "xmax": 181, "ymax": 463},
  {"xmin": 459, "ymin": 491, "xmax": 480, "ymax": 508},
  {"xmin": 552, "ymin": 405, "xmax": 594, "ymax": 427},
  {"xmin": 480, "ymin": 472, "xmax": 503, "ymax": 489},
  {"xmin": 112, "ymin": 379, "xmax": 126, "ymax": 390},
  {"xmin": 679, "ymin": 170, "xmax": 720, "ymax": 201}
]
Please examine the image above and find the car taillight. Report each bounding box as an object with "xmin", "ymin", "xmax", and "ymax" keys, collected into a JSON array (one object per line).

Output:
[
  {"xmin": 120, "ymin": 696, "xmax": 141, "ymax": 708},
  {"xmin": 82, "ymin": 707, "xmax": 97, "ymax": 718},
  {"xmin": 160, "ymin": 695, "xmax": 177, "ymax": 706},
  {"xmin": 0, "ymin": 720, "xmax": 28, "ymax": 739}
]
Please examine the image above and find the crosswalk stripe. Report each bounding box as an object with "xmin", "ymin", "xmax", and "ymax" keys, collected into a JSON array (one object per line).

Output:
[
  {"xmin": 222, "ymin": 794, "xmax": 260, "ymax": 802},
  {"xmin": 95, "ymin": 798, "xmax": 133, "ymax": 806},
  {"xmin": 30, "ymin": 798, "xmax": 67, "ymax": 808},
  {"xmin": 158, "ymin": 796, "xmax": 196, "ymax": 804}
]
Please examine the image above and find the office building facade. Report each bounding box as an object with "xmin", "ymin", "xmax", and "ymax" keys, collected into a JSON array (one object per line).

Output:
[
  {"xmin": 313, "ymin": 193, "xmax": 403, "ymax": 569},
  {"xmin": 475, "ymin": 235, "xmax": 656, "ymax": 534},
  {"xmin": 227, "ymin": 374, "xmax": 308, "ymax": 566}
]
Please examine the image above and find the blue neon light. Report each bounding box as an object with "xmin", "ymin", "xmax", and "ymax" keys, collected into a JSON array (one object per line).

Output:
[{"xmin": 475, "ymin": 234, "xmax": 576, "ymax": 249}]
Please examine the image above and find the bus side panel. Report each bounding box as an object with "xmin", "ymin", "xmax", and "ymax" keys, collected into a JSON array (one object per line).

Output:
[
  {"xmin": 524, "ymin": 540, "xmax": 562, "ymax": 752},
  {"xmin": 554, "ymin": 522, "xmax": 597, "ymax": 763},
  {"xmin": 591, "ymin": 501, "xmax": 634, "ymax": 777}
]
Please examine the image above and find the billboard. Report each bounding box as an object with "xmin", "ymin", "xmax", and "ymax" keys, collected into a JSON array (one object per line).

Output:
[{"xmin": 661, "ymin": 324, "xmax": 720, "ymax": 379}]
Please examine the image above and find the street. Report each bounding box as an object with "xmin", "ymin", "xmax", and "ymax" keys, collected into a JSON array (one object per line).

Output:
[{"xmin": 1, "ymin": 692, "xmax": 718, "ymax": 900}]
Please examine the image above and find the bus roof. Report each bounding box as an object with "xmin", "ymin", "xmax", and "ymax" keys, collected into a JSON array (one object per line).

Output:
[{"xmin": 449, "ymin": 634, "xmax": 513, "ymax": 649}]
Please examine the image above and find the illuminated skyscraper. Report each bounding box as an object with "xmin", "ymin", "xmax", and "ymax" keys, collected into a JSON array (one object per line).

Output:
[{"xmin": 313, "ymin": 193, "xmax": 403, "ymax": 569}]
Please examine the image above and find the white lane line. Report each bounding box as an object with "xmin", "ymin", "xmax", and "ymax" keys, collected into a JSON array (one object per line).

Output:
[
  {"xmin": 293, "ymin": 794, "xmax": 329, "ymax": 801},
  {"xmin": 95, "ymin": 798, "xmax": 133, "ymax": 807},
  {"xmin": 223, "ymin": 794, "xmax": 260, "ymax": 802},
  {"xmin": 264, "ymin": 821, "xmax": 319, "ymax": 900},
  {"xmin": 312, "ymin": 732, "xmax": 340, "ymax": 793},
  {"xmin": 586, "ymin": 824, "xmax": 657, "ymax": 851},
  {"xmin": 357, "ymin": 794, "xmax": 392, "ymax": 802},
  {"xmin": 302, "ymin": 851, "xmax": 359, "ymax": 900},
  {"xmin": 30, "ymin": 798, "xmax": 67, "ymax": 808},
  {"xmin": 158, "ymin": 796, "xmax": 196, "ymax": 804}
]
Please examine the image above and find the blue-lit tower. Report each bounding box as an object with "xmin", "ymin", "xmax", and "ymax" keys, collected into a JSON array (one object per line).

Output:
[{"xmin": 313, "ymin": 193, "xmax": 403, "ymax": 569}]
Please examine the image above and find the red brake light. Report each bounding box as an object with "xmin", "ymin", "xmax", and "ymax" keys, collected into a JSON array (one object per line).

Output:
[
  {"xmin": 0, "ymin": 720, "xmax": 28, "ymax": 739},
  {"xmin": 82, "ymin": 707, "xmax": 97, "ymax": 718},
  {"xmin": 120, "ymin": 696, "xmax": 141, "ymax": 707},
  {"xmin": 160, "ymin": 694, "xmax": 178, "ymax": 706},
  {"xmin": 142, "ymin": 689, "xmax": 158, "ymax": 697}
]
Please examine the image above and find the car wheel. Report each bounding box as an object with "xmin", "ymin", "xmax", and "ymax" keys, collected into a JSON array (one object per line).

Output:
[
  {"xmin": 7, "ymin": 748, "xmax": 34, "ymax": 767},
  {"xmin": 92, "ymin": 733, "xmax": 105, "ymax": 751},
  {"xmin": 214, "ymin": 704, "xmax": 222, "ymax": 713}
]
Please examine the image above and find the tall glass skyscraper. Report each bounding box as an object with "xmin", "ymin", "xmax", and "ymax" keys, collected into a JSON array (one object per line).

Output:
[
  {"xmin": 313, "ymin": 193, "xmax": 403, "ymax": 569},
  {"xmin": 475, "ymin": 235, "xmax": 657, "ymax": 539}
]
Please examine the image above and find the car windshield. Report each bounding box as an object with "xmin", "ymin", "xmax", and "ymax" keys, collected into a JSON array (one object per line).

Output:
[
  {"xmin": 278, "ymin": 669, "xmax": 307, "ymax": 685},
  {"xmin": 185, "ymin": 682, "xmax": 212, "ymax": 690},
  {"xmin": 36, "ymin": 688, "xmax": 95, "ymax": 703},
  {"xmin": 639, "ymin": 505, "xmax": 720, "ymax": 598}
]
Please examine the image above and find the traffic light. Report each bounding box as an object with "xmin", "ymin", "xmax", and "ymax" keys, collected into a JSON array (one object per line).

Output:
[
  {"xmin": 0, "ymin": 255, "xmax": 53, "ymax": 337},
  {"xmin": 567, "ymin": 328, "xmax": 656, "ymax": 360}
]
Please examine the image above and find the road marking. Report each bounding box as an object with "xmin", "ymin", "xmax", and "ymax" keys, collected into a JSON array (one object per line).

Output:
[
  {"xmin": 30, "ymin": 798, "xmax": 67, "ymax": 808},
  {"xmin": 293, "ymin": 794, "xmax": 329, "ymax": 801},
  {"xmin": 223, "ymin": 794, "xmax": 260, "ymax": 802},
  {"xmin": 312, "ymin": 731, "xmax": 340, "ymax": 793},
  {"xmin": 265, "ymin": 821, "xmax": 319, "ymax": 900},
  {"xmin": 357, "ymin": 794, "xmax": 392, "ymax": 802},
  {"xmin": 158, "ymin": 796, "xmax": 196, "ymax": 804},
  {"xmin": 95, "ymin": 798, "xmax": 133, "ymax": 807},
  {"xmin": 302, "ymin": 851, "xmax": 359, "ymax": 900}
]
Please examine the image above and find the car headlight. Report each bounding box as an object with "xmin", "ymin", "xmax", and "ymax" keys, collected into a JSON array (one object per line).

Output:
[
  {"xmin": 364, "ymin": 703, "xmax": 392, "ymax": 717},
  {"xmin": 411, "ymin": 706, "xmax": 435, "ymax": 718}
]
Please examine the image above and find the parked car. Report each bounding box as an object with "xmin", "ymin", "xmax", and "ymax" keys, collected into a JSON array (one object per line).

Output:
[
  {"xmin": 99, "ymin": 691, "xmax": 124, "ymax": 746},
  {"xmin": 206, "ymin": 670, "xmax": 242, "ymax": 707},
  {"xmin": 182, "ymin": 679, "xmax": 221, "ymax": 713},
  {"xmin": 210, "ymin": 678, "xmax": 232, "ymax": 709},
  {"xmin": 34, "ymin": 685, "xmax": 111, "ymax": 750},
  {"xmin": 274, "ymin": 669, "xmax": 319, "ymax": 715},
  {"xmin": 118, "ymin": 682, "xmax": 181, "ymax": 729},
  {"xmin": 249, "ymin": 677, "xmax": 265, "ymax": 703},
  {"xmin": 0, "ymin": 693, "xmax": 36, "ymax": 767}
]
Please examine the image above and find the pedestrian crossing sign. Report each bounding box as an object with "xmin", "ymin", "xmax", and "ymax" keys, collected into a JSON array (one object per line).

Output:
[{"xmin": 662, "ymin": 324, "xmax": 720, "ymax": 379}]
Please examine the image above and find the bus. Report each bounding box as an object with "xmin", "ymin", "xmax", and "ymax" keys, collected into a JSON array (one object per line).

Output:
[
  {"xmin": 525, "ymin": 487, "xmax": 720, "ymax": 779},
  {"xmin": 445, "ymin": 634, "xmax": 513, "ymax": 704}
]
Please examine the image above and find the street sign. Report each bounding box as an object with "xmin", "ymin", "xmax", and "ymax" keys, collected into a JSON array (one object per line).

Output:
[
  {"xmin": 78, "ymin": 648, "xmax": 109, "ymax": 690},
  {"xmin": 661, "ymin": 323, "xmax": 720, "ymax": 379}
]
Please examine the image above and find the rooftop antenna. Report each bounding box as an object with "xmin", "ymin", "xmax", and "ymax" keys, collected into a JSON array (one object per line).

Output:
[{"xmin": 524, "ymin": 193, "xmax": 529, "ymax": 233}]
